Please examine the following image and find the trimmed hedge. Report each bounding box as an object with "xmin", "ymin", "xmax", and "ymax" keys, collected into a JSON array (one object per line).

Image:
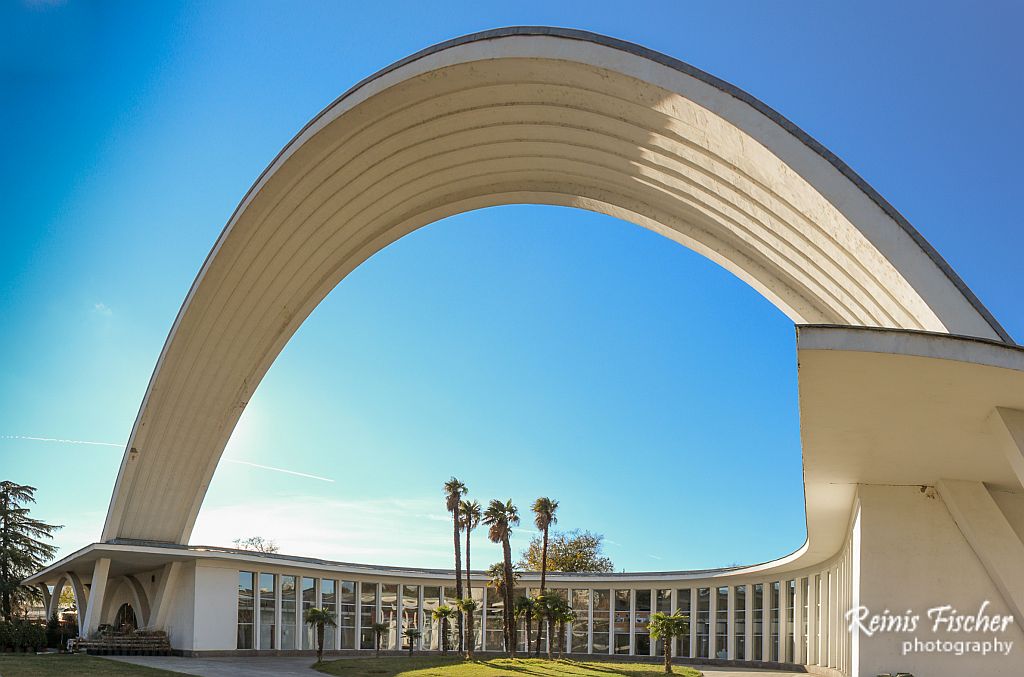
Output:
[{"xmin": 0, "ymin": 620, "xmax": 47, "ymax": 652}]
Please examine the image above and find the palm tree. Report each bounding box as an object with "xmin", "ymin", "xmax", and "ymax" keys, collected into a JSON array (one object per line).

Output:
[
  {"xmin": 371, "ymin": 621, "xmax": 390, "ymax": 658},
  {"xmin": 513, "ymin": 595, "xmax": 537, "ymax": 656},
  {"xmin": 454, "ymin": 597, "xmax": 480, "ymax": 660},
  {"xmin": 303, "ymin": 607, "xmax": 337, "ymax": 664},
  {"xmin": 459, "ymin": 498, "xmax": 481, "ymax": 653},
  {"xmin": 535, "ymin": 594, "xmax": 568, "ymax": 660},
  {"xmin": 482, "ymin": 498, "xmax": 519, "ymax": 657},
  {"xmin": 531, "ymin": 497, "xmax": 558, "ymax": 657},
  {"xmin": 403, "ymin": 627, "xmax": 422, "ymax": 656},
  {"xmin": 648, "ymin": 610, "xmax": 689, "ymax": 673},
  {"xmin": 432, "ymin": 605, "xmax": 456, "ymax": 654},
  {"xmin": 443, "ymin": 478, "xmax": 467, "ymax": 652},
  {"xmin": 487, "ymin": 562, "xmax": 521, "ymax": 653},
  {"xmin": 556, "ymin": 606, "xmax": 575, "ymax": 658}
]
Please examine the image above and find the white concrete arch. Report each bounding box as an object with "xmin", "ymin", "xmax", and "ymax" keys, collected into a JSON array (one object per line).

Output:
[
  {"xmin": 101, "ymin": 575, "xmax": 151, "ymax": 628},
  {"xmin": 101, "ymin": 27, "xmax": 1009, "ymax": 549},
  {"xmin": 47, "ymin": 571, "xmax": 88, "ymax": 634}
]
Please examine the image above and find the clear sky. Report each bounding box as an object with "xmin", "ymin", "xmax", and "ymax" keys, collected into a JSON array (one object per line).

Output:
[{"xmin": 1, "ymin": 0, "xmax": 1021, "ymax": 573}]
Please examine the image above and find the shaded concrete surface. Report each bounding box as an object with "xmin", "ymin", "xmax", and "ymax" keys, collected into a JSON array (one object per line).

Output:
[
  {"xmin": 105, "ymin": 655, "xmax": 323, "ymax": 676},
  {"xmin": 106, "ymin": 655, "xmax": 807, "ymax": 677}
]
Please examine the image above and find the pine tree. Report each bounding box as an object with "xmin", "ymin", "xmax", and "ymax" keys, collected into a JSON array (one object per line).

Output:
[{"xmin": 0, "ymin": 481, "xmax": 61, "ymax": 621}]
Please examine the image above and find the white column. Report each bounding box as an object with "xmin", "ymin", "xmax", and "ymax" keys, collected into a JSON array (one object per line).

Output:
[
  {"xmin": 744, "ymin": 584, "xmax": 753, "ymax": 661},
  {"xmin": 417, "ymin": 586, "xmax": 424, "ymax": 651},
  {"xmin": 761, "ymin": 584, "xmax": 771, "ymax": 662},
  {"xmin": 818, "ymin": 574, "xmax": 828, "ymax": 666},
  {"xmin": 794, "ymin": 579, "xmax": 804, "ymax": 664},
  {"xmin": 726, "ymin": 585, "xmax": 736, "ymax": 660},
  {"xmin": 828, "ymin": 569, "xmax": 837, "ymax": 668},
  {"xmin": 806, "ymin": 576, "xmax": 817, "ymax": 665},
  {"xmin": 148, "ymin": 562, "xmax": 181, "ymax": 631},
  {"xmin": 81, "ymin": 557, "xmax": 111, "ymax": 637},
  {"xmin": 708, "ymin": 587, "xmax": 717, "ymax": 659},
  {"xmin": 778, "ymin": 582, "xmax": 788, "ymax": 663},
  {"xmin": 46, "ymin": 579, "xmax": 62, "ymax": 619},
  {"xmin": 688, "ymin": 588, "xmax": 697, "ymax": 659}
]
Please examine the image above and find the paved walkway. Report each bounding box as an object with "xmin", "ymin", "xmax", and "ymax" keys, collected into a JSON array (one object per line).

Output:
[
  {"xmin": 107, "ymin": 655, "xmax": 807, "ymax": 677},
  {"xmin": 106, "ymin": 655, "xmax": 323, "ymax": 676}
]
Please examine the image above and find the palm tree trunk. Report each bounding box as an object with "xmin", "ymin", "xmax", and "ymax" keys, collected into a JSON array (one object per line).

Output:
[
  {"xmin": 535, "ymin": 525, "xmax": 548, "ymax": 657},
  {"xmin": 524, "ymin": 608, "xmax": 532, "ymax": 654},
  {"xmin": 453, "ymin": 513, "xmax": 464, "ymax": 653},
  {"xmin": 317, "ymin": 623, "xmax": 325, "ymax": 663},
  {"xmin": 441, "ymin": 618, "xmax": 448, "ymax": 654},
  {"xmin": 546, "ymin": 612, "xmax": 553, "ymax": 660},
  {"xmin": 375, "ymin": 633, "xmax": 381, "ymax": 659},
  {"xmin": 501, "ymin": 537, "xmax": 516, "ymax": 658},
  {"xmin": 664, "ymin": 633, "xmax": 672, "ymax": 673},
  {"xmin": 465, "ymin": 528, "xmax": 472, "ymax": 656}
]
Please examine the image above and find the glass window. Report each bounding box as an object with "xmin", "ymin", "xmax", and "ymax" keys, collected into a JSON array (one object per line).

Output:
[
  {"xmin": 339, "ymin": 580, "xmax": 356, "ymax": 649},
  {"xmin": 302, "ymin": 577, "xmax": 317, "ymax": 650},
  {"xmin": 322, "ymin": 579, "xmax": 337, "ymax": 651},
  {"xmin": 696, "ymin": 588, "xmax": 710, "ymax": 658},
  {"xmin": 381, "ymin": 584, "xmax": 399, "ymax": 650},
  {"xmin": 420, "ymin": 586, "xmax": 441, "ymax": 651},
  {"xmin": 571, "ymin": 589, "xmax": 590, "ymax": 654},
  {"xmin": 400, "ymin": 585, "xmax": 419, "ymax": 650},
  {"xmin": 734, "ymin": 585, "xmax": 746, "ymax": 660},
  {"xmin": 770, "ymin": 581, "xmax": 780, "ymax": 662},
  {"xmin": 443, "ymin": 586, "xmax": 460, "ymax": 651},
  {"xmin": 652, "ymin": 589, "xmax": 671, "ymax": 657},
  {"xmin": 281, "ymin": 575, "xmax": 297, "ymax": 650},
  {"xmin": 485, "ymin": 583, "xmax": 506, "ymax": 652},
  {"xmin": 469, "ymin": 586, "xmax": 484, "ymax": 651},
  {"xmin": 258, "ymin": 573, "xmax": 276, "ymax": 650},
  {"xmin": 752, "ymin": 584, "xmax": 763, "ymax": 661},
  {"xmin": 592, "ymin": 589, "xmax": 610, "ymax": 654},
  {"xmin": 237, "ymin": 571, "xmax": 255, "ymax": 650},
  {"xmin": 360, "ymin": 582, "xmax": 378, "ymax": 649},
  {"xmin": 675, "ymin": 589, "xmax": 691, "ymax": 658},
  {"xmin": 510, "ymin": 586, "xmax": 527, "ymax": 652},
  {"xmin": 715, "ymin": 586, "xmax": 728, "ymax": 659},
  {"xmin": 613, "ymin": 590, "xmax": 630, "ymax": 654},
  {"xmin": 634, "ymin": 589, "xmax": 651, "ymax": 655}
]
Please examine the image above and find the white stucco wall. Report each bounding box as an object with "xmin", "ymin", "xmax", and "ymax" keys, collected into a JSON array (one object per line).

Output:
[
  {"xmin": 167, "ymin": 562, "xmax": 196, "ymax": 650},
  {"xmin": 191, "ymin": 562, "xmax": 241, "ymax": 651},
  {"xmin": 856, "ymin": 485, "xmax": 1023, "ymax": 676}
]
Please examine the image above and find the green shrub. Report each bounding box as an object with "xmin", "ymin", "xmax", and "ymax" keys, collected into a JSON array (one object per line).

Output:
[{"xmin": 0, "ymin": 620, "xmax": 47, "ymax": 652}]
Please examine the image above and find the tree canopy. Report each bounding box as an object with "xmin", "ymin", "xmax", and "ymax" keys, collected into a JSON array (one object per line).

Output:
[
  {"xmin": 232, "ymin": 536, "xmax": 279, "ymax": 553},
  {"xmin": 518, "ymin": 529, "xmax": 613, "ymax": 573},
  {"xmin": 0, "ymin": 481, "xmax": 61, "ymax": 621}
]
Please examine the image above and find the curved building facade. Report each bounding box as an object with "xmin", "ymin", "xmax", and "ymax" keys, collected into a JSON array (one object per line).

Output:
[{"xmin": 26, "ymin": 29, "xmax": 1024, "ymax": 676}]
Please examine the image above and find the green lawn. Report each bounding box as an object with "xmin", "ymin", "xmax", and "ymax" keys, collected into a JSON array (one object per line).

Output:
[
  {"xmin": 315, "ymin": 656, "xmax": 701, "ymax": 677},
  {"xmin": 0, "ymin": 653, "xmax": 185, "ymax": 676}
]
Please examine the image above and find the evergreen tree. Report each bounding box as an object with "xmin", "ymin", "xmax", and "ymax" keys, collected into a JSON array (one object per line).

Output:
[{"xmin": 1, "ymin": 481, "xmax": 61, "ymax": 622}]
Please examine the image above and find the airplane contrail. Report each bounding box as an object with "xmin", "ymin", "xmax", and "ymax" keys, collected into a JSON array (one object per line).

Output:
[
  {"xmin": 223, "ymin": 459, "xmax": 334, "ymax": 483},
  {"xmin": 2, "ymin": 435, "xmax": 335, "ymax": 483},
  {"xmin": 1, "ymin": 435, "xmax": 123, "ymax": 447}
]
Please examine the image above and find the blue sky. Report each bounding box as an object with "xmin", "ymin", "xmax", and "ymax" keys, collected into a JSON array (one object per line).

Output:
[{"xmin": 1, "ymin": 0, "xmax": 1021, "ymax": 572}]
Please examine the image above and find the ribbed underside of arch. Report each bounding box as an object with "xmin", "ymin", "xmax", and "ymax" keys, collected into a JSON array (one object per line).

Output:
[{"xmin": 101, "ymin": 32, "xmax": 1004, "ymax": 555}]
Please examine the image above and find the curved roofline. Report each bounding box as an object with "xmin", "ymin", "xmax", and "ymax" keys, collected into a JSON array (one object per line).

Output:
[{"xmin": 252, "ymin": 25, "xmax": 1010, "ymax": 345}]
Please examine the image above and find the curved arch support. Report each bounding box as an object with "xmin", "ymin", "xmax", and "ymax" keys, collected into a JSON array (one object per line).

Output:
[{"xmin": 99, "ymin": 28, "xmax": 1010, "ymax": 565}]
